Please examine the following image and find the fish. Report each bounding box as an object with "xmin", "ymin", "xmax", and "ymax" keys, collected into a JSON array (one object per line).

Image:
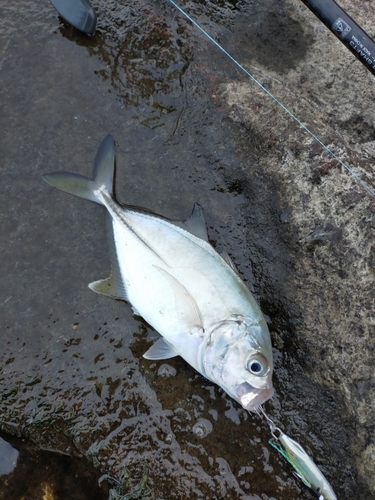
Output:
[{"xmin": 43, "ymin": 134, "xmax": 274, "ymax": 412}]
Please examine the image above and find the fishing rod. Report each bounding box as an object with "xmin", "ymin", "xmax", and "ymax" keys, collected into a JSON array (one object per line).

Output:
[
  {"xmin": 50, "ymin": 0, "xmax": 375, "ymax": 79},
  {"xmin": 301, "ymin": 0, "xmax": 375, "ymax": 76}
]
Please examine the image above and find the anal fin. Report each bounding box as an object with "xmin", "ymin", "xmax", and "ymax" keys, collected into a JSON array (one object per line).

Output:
[
  {"xmin": 88, "ymin": 275, "xmax": 127, "ymax": 300},
  {"xmin": 88, "ymin": 214, "xmax": 128, "ymax": 301}
]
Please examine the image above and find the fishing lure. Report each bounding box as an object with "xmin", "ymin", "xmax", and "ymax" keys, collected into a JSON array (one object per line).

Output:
[{"xmin": 256, "ymin": 406, "xmax": 337, "ymax": 500}]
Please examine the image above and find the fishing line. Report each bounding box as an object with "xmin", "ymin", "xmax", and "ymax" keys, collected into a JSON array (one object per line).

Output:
[{"xmin": 166, "ymin": 0, "xmax": 375, "ymax": 197}]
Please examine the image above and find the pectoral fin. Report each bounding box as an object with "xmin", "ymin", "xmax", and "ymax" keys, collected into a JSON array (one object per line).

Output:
[
  {"xmin": 153, "ymin": 265, "xmax": 203, "ymax": 331},
  {"xmin": 143, "ymin": 338, "xmax": 178, "ymax": 360}
]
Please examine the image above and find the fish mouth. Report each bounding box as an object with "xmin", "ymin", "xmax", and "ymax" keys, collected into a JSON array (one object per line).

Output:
[{"xmin": 235, "ymin": 382, "xmax": 274, "ymax": 412}]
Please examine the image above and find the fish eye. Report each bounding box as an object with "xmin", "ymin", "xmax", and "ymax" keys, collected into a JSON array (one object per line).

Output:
[{"xmin": 246, "ymin": 354, "xmax": 268, "ymax": 376}]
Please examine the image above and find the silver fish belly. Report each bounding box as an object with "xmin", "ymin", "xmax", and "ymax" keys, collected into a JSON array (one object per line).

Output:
[{"xmin": 43, "ymin": 134, "xmax": 274, "ymax": 411}]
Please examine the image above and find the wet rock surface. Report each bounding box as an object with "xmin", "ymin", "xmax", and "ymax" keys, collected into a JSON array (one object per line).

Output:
[
  {"xmin": 0, "ymin": 432, "xmax": 108, "ymax": 500},
  {"xmin": 0, "ymin": 0, "xmax": 374, "ymax": 499}
]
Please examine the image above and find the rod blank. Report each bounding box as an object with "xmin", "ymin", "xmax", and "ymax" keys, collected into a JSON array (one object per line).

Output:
[{"xmin": 301, "ymin": 0, "xmax": 375, "ymax": 76}]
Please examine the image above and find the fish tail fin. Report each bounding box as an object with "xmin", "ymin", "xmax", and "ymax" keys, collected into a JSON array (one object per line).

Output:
[{"xmin": 42, "ymin": 134, "xmax": 115, "ymax": 205}]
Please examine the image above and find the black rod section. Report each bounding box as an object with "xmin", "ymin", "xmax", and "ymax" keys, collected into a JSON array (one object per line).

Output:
[{"xmin": 300, "ymin": 0, "xmax": 375, "ymax": 76}]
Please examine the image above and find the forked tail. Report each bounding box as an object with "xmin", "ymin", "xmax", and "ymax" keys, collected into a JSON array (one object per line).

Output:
[{"xmin": 42, "ymin": 134, "xmax": 115, "ymax": 205}]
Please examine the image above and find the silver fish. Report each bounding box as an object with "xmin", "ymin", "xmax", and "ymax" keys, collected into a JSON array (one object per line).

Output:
[{"xmin": 43, "ymin": 134, "xmax": 274, "ymax": 411}]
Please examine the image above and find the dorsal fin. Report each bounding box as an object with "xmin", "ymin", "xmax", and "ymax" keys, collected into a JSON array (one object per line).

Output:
[
  {"xmin": 220, "ymin": 250, "xmax": 241, "ymax": 276},
  {"xmin": 174, "ymin": 203, "xmax": 208, "ymax": 241}
]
